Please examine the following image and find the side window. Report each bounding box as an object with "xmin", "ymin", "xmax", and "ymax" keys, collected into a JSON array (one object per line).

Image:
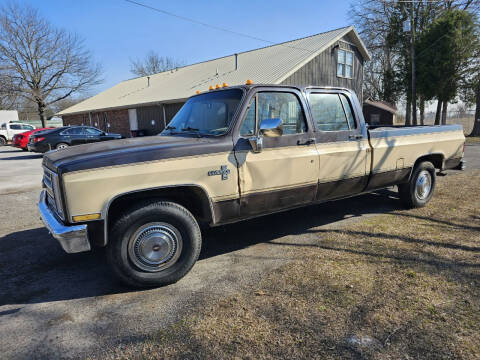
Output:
[
  {"xmin": 22, "ymin": 124, "xmax": 34, "ymax": 130},
  {"xmin": 10, "ymin": 124, "xmax": 22, "ymax": 130},
  {"xmin": 240, "ymin": 92, "xmax": 307, "ymax": 136},
  {"xmin": 258, "ymin": 92, "xmax": 306, "ymax": 135},
  {"xmin": 64, "ymin": 127, "xmax": 84, "ymax": 135},
  {"xmin": 308, "ymin": 93, "xmax": 350, "ymax": 131},
  {"xmin": 84, "ymin": 127, "xmax": 102, "ymax": 135},
  {"xmin": 240, "ymin": 99, "xmax": 256, "ymax": 136},
  {"xmin": 1, "ymin": 123, "xmax": 6, "ymax": 130},
  {"xmin": 340, "ymin": 95, "xmax": 356, "ymax": 129}
]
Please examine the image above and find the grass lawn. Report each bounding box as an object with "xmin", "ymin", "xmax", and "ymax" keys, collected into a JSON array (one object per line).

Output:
[{"xmin": 101, "ymin": 171, "xmax": 480, "ymax": 360}]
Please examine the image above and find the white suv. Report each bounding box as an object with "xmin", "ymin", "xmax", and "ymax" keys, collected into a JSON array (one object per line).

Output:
[{"xmin": 0, "ymin": 122, "xmax": 36, "ymax": 145}]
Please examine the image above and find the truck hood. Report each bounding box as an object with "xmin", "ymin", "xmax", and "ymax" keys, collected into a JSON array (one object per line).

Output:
[{"xmin": 43, "ymin": 135, "xmax": 232, "ymax": 174}]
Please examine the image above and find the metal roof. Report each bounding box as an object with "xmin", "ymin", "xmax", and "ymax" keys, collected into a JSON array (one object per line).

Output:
[{"xmin": 58, "ymin": 26, "xmax": 369, "ymax": 116}]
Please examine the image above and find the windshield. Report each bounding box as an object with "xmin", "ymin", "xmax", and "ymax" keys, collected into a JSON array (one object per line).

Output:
[{"xmin": 163, "ymin": 89, "xmax": 244, "ymax": 136}]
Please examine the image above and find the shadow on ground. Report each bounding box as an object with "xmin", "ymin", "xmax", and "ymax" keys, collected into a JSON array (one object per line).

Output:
[{"xmin": 0, "ymin": 189, "xmax": 402, "ymax": 307}]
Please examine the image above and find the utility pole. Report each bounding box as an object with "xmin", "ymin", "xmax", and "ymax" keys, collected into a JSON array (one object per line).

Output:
[{"xmin": 410, "ymin": 1, "xmax": 417, "ymax": 125}]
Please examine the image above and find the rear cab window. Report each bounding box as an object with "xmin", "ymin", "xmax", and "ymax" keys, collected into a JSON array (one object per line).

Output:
[{"xmin": 308, "ymin": 93, "xmax": 356, "ymax": 131}]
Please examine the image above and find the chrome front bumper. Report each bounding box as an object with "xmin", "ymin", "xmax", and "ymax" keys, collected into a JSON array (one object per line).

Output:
[{"xmin": 38, "ymin": 190, "xmax": 91, "ymax": 253}]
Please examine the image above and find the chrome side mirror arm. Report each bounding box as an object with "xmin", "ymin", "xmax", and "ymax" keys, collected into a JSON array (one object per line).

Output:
[{"xmin": 248, "ymin": 135, "xmax": 263, "ymax": 153}]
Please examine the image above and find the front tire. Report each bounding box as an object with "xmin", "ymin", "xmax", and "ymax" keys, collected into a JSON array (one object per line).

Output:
[
  {"xmin": 107, "ymin": 200, "xmax": 202, "ymax": 288},
  {"xmin": 0, "ymin": 137, "xmax": 6, "ymax": 146},
  {"xmin": 398, "ymin": 161, "xmax": 436, "ymax": 208}
]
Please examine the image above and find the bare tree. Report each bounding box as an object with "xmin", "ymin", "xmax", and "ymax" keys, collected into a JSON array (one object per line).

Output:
[
  {"xmin": 0, "ymin": 2, "xmax": 102, "ymax": 127},
  {"xmin": 130, "ymin": 51, "xmax": 183, "ymax": 77}
]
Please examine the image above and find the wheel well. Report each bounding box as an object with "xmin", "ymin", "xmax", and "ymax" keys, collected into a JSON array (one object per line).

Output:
[
  {"xmin": 105, "ymin": 186, "xmax": 213, "ymax": 245},
  {"xmin": 413, "ymin": 153, "xmax": 444, "ymax": 170}
]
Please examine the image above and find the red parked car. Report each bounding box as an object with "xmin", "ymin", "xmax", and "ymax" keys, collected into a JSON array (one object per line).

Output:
[{"xmin": 12, "ymin": 128, "xmax": 54, "ymax": 151}]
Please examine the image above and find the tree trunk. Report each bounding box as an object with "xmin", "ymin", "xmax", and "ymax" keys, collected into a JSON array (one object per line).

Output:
[
  {"xmin": 410, "ymin": 3, "xmax": 417, "ymax": 126},
  {"xmin": 441, "ymin": 101, "xmax": 448, "ymax": 125},
  {"xmin": 419, "ymin": 96, "xmax": 425, "ymax": 126},
  {"xmin": 470, "ymin": 79, "xmax": 480, "ymax": 137},
  {"xmin": 434, "ymin": 100, "xmax": 442, "ymax": 125},
  {"xmin": 37, "ymin": 101, "xmax": 47, "ymax": 128},
  {"xmin": 406, "ymin": 99, "xmax": 411, "ymax": 126}
]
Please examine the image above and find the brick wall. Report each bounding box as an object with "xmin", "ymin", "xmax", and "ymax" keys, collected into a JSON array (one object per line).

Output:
[{"xmin": 62, "ymin": 109, "xmax": 131, "ymax": 138}]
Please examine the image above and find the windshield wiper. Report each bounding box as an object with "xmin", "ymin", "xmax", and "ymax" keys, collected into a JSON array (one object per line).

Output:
[{"xmin": 181, "ymin": 127, "xmax": 199, "ymax": 132}]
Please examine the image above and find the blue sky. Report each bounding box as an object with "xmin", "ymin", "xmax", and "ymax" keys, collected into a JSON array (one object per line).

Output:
[{"xmin": 21, "ymin": 0, "xmax": 353, "ymax": 93}]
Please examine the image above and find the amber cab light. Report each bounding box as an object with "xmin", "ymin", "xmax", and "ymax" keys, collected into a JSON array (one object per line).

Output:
[
  {"xmin": 215, "ymin": 84, "xmax": 220, "ymax": 89},
  {"xmin": 209, "ymin": 85, "xmax": 214, "ymax": 90},
  {"xmin": 246, "ymin": 79, "xmax": 253, "ymax": 85},
  {"xmin": 222, "ymin": 82, "xmax": 228, "ymax": 87}
]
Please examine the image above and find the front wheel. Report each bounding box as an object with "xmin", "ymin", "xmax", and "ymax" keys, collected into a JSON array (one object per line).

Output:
[
  {"xmin": 56, "ymin": 142, "xmax": 69, "ymax": 150},
  {"xmin": 0, "ymin": 137, "xmax": 6, "ymax": 146},
  {"xmin": 107, "ymin": 200, "xmax": 202, "ymax": 287},
  {"xmin": 398, "ymin": 161, "xmax": 436, "ymax": 208}
]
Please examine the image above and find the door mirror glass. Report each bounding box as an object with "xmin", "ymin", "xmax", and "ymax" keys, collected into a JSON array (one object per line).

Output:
[{"xmin": 259, "ymin": 117, "xmax": 283, "ymax": 137}]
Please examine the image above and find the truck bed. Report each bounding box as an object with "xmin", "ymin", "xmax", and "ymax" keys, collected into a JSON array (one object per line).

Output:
[{"xmin": 367, "ymin": 124, "xmax": 465, "ymax": 183}]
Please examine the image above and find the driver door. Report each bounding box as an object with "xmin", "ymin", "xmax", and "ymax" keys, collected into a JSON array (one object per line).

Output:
[{"xmin": 234, "ymin": 89, "xmax": 319, "ymax": 217}]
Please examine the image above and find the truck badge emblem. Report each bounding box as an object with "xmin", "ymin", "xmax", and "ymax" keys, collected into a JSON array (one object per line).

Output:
[{"xmin": 208, "ymin": 165, "xmax": 230, "ymax": 180}]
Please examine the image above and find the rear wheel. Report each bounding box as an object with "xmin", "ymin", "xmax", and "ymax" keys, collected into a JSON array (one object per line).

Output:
[
  {"xmin": 398, "ymin": 161, "xmax": 436, "ymax": 208},
  {"xmin": 56, "ymin": 143, "xmax": 69, "ymax": 150},
  {"xmin": 107, "ymin": 200, "xmax": 202, "ymax": 287},
  {"xmin": 0, "ymin": 137, "xmax": 6, "ymax": 146}
]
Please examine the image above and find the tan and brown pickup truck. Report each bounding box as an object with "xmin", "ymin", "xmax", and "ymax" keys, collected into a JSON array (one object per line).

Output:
[{"xmin": 39, "ymin": 84, "xmax": 465, "ymax": 287}]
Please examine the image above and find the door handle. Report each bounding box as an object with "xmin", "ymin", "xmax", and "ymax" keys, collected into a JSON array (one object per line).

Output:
[
  {"xmin": 349, "ymin": 134, "xmax": 363, "ymax": 140},
  {"xmin": 297, "ymin": 138, "xmax": 316, "ymax": 146}
]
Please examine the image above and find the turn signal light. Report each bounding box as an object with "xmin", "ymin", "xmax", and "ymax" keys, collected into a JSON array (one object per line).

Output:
[
  {"xmin": 246, "ymin": 79, "xmax": 253, "ymax": 85},
  {"xmin": 72, "ymin": 213, "xmax": 101, "ymax": 222},
  {"xmin": 34, "ymin": 137, "xmax": 45, "ymax": 143},
  {"xmin": 222, "ymin": 82, "xmax": 228, "ymax": 87}
]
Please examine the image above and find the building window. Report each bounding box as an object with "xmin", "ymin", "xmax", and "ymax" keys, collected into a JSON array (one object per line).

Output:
[{"xmin": 337, "ymin": 49, "xmax": 354, "ymax": 78}]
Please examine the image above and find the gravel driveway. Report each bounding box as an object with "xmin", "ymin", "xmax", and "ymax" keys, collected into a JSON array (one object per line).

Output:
[{"xmin": 0, "ymin": 144, "xmax": 478, "ymax": 359}]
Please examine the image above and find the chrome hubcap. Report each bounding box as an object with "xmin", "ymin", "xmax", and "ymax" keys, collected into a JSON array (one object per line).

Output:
[
  {"xmin": 57, "ymin": 144, "xmax": 68, "ymax": 149},
  {"xmin": 415, "ymin": 170, "xmax": 432, "ymax": 200},
  {"xmin": 128, "ymin": 223, "xmax": 182, "ymax": 272}
]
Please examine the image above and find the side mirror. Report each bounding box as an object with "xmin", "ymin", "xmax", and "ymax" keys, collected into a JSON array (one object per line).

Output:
[
  {"xmin": 259, "ymin": 118, "xmax": 283, "ymax": 137},
  {"xmin": 248, "ymin": 118, "xmax": 283, "ymax": 153}
]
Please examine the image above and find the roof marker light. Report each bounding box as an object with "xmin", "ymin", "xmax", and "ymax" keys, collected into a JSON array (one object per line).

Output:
[
  {"xmin": 215, "ymin": 84, "xmax": 220, "ymax": 89},
  {"xmin": 196, "ymin": 90, "xmax": 200, "ymax": 94},
  {"xmin": 222, "ymin": 82, "xmax": 228, "ymax": 87},
  {"xmin": 209, "ymin": 85, "xmax": 214, "ymax": 91},
  {"xmin": 246, "ymin": 79, "xmax": 253, "ymax": 85}
]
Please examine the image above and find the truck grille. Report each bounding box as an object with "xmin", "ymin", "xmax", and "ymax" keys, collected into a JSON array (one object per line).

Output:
[{"xmin": 43, "ymin": 167, "xmax": 64, "ymax": 220}]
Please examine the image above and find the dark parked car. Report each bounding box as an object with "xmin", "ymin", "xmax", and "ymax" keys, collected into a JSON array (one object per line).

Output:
[{"xmin": 28, "ymin": 126, "xmax": 123, "ymax": 153}]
